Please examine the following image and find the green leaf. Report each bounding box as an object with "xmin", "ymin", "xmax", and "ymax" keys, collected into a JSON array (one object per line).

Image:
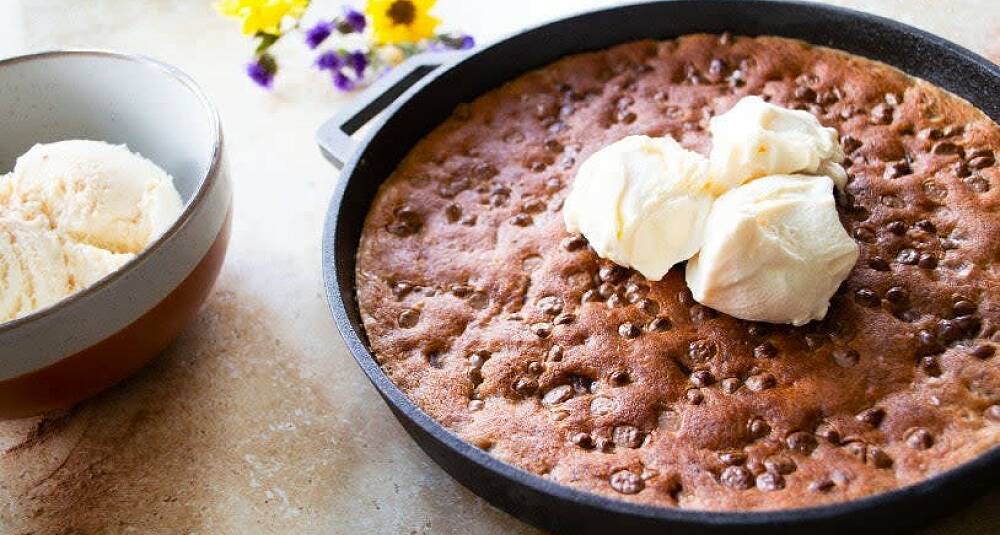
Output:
[{"xmin": 254, "ymin": 32, "xmax": 279, "ymax": 56}]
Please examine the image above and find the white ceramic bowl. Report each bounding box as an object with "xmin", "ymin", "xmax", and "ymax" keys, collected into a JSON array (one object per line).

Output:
[{"xmin": 0, "ymin": 50, "xmax": 232, "ymax": 418}]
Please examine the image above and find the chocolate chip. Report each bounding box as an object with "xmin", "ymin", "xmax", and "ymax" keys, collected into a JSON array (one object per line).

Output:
[
  {"xmin": 721, "ymin": 466, "xmax": 754, "ymax": 490},
  {"xmin": 884, "ymin": 161, "xmax": 912, "ymax": 179},
  {"xmin": 688, "ymin": 340, "xmax": 717, "ymax": 362},
  {"xmin": 612, "ymin": 425, "xmax": 643, "ymax": 448},
  {"xmin": 753, "ymin": 342, "xmax": 778, "ymax": 359},
  {"xmin": 953, "ymin": 299, "xmax": 978, "ymax": 316},
  {"xmin": 541, "ymin": 385, "xmax": 573, "ymax": 407},
  {"xmin": 597, "ymin": 282, "xmax": 616, "ymax": 299},
  {"xmin": 686, "ymin": 389, "xmax": 704, "ymax": 405},
  {"xmin": 954, "ymin": 315, "xmax": 982, "ymax": 337},
  {"xmin": 468, "ymin": 350, "xmax": 490, "ymax": 369},
  {"xmin": 869, "ymin": 257, "xmax": 891, "ymax": 271},
  {"xmin": 919, "ymin": 127, "xmax": 943, "ymax": 141},
  {"xmin": 855, "ymin": 288, "xmax": 880, "ymax": 307},
  {"xmin": 842, "ymin": 136, "xmax": 862, "ymax": 153},
  {"xmin": 646, "ymin": 317, "xmax": 672, "ymax": 332},
  {"xmin": 896, "ymin": 248, "xmax": 919, "ymax": 265},
  {"xmin": 786, "ymin": 432, "xmax": 819, "ymax": 455},
  {"xmin": 562, "ymin": 235, "xmax": 587, "ymax": 251},
  {"xmin": 581, "ymin": 289, "xmax": 601, "ymax": 303},
  {"xmin": 527, "ymin": 361, "xmax": 543, "ymax": 375},
  {"xmin": 856, "ymin": 407, "xmax": 885, "ymax": 427},
  {"xmin": 511, "ymin": 213, "xmax": 533, "ymax": 226},
  {"xmin": 937, "ymin": 319, "xmax": 963, "ymax": 343},
  {"xmin": 764, "ymin": 455, "xmax": 797, "ymax": 474},
  {"xmin": 638, "ymin": 298, "xmax": 660, "ymax": 315},
  {"xmin": 745, "ymin": 373, "xmax": 776, "ymax": 392},
  {"xmin": 833, "ymin": 348, "xmax": 860, "ymax": 368},
  {"xmin": 885, "ymin": 286, "xmax": 910, "ymax": 306},
  {"xmin": 530, "ymin": 322, "xmax": 552, "ymax": 338},
  {"xmin": 689, "ymin": 304, "xmax": 717, "ymax": 323},
  {"xmin": 915, "ymin": 219, "xmax": 936, "ymax": 233},
  {"xmin": 609, "ymin": 370, "xmax": 631, "ymax": 386},
  {"xmin": 920, "ymin": 354, "xmax": 942, "ymax": 376},
  {"xmin": 619, "ymin": 322, "xmax": 640, "ymax": 339},
  {"xmin": 467, "ymin": 368, "xmax": 483, "ymax": 384},
  {"xmin": 444, "ymin": 203, "xmax": 462, "ymax": 222},
  {"xmin": 845, "ymin": 441, "xmax": 867, "ymax": 461},
  {"xmin": 571, "ymin": 432, "xmax": 594, "ymax": 449},
  {"xmin": 570, "ymin": 375, "xmax": 593, "ymax": 394},
  {"xmin": 606, "ymin": 293, "xmax": 625, "ymax": 308},
  {"xmin": 514, "ymin": 377, "xmax": 538, "ymax": 396},
  {"xmin": 690, "ymin": 370, "xmax": 715, "ymax": 387},
  {"xmin": 971, "ymin": 344, "xmax": 995, "ymax": 359},
  {"xmin": 391, "ymin": 281, "xmax": 414, "ymax": 298},
  {"xmin": 965, "ymin": 174, "xmax": 991, "ymax": 193},
  {"xmin": 968, "ymin": 153, "xmax": 995, "ymax": 170},
  {"xmin": 721, "ymin": 378, "xmax": 741, "ymax": 394},
  {"xmin": 387, "ymin": 205, "xmax": 423, "ymax": 236},
  {"xmin": 905, "ymin": 427, "xmax": 934, "ymax": 450},
  {"xmin": 867, "ymin": 446, "xmax": 893, "ymax": 469},
  {"xmin": 598, "ymin": 265, "xmax": 627, "ymax": 283},
  {"xmin": 547, "ymin": 345, "xmax": 564, "ymax": 362},
  {"xmin": 932, "ymin": 141, "xmax": 960, "ymax": 155},
  {"xmin": 398, "ymin": 308, "xmax": 420, "ymax": 328},
  {"xmin": 809, "ymin": 479, "xmax": 835, "ymax": 493},
  {"xmin": 748, "ymin": 417, "xmax": 771, "ymax": 439},
  {"xmin": 853, "ymin": 226, "xmax": 876, "ymax": 242},
  {"xmin": 870, "ymin": 103, "xmax": 893, "ymax": 124},
  {"xmin": 553, "ymin": 312, "xmax": 576, "ymax": 325},
  {"xmin": 610, "ymin": 470, "xmax": 644, "ymax": 494},
  {"xmin": 917, "ymin": 253, "xmax": 938, "ymax": 269},
  {"xmin": 537, "ymin": 296, "xmax": 564, "ymax": 315},
  {"xmin": 887, "ymin": 220, "xmax": 907, "ymax": 235},
  {"xmin": 794, "ymin": 86, "xmax": 817, "ymax": 102},
  {"xmin": 756, "ymin": 472, "xmax": 785, "ymax": 492},
  {"xmin": 815, "ymin": 423, "xmax": 841, "ymax": 444},
  {"xmin": 719, "ymin": 451, "xmax": 748, "ymax": 465}
]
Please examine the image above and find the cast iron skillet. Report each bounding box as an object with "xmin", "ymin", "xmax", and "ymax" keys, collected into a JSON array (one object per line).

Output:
[{"xmin": 319, "ymin": 1, "xmax": 1000, "ymax": 532}]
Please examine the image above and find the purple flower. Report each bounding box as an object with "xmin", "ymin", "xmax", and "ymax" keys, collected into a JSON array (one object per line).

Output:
[
  {"xmin": 455, "ymin": 35, "xmax": 475, "ymax": 50},
  {"xmin": 438, "ymin": 33, "xmax": 476, "ymax": 50},
  {"xmin": 336, "ymin": 8, "xmax": 367, "ymax": 34},
  {"xmin": 333, "ymin": 70, "xmax": 355, "ymax": 91},
  {"xmin": 345, "ymin": 51, "xmax": 368, "ymax": 77},
  {"xmin": 246, "ymin": 54, "xmax": 277, "ymax": 88},
  {"xmin": 305, "ymin": 21, "xmax": 332, "ymax": 49},
  {"xmin": 315, "ymin": 51, "xmax": 343, "ymax": 70},
  {"xmin": 344, "ymin": 8, "xmax": 366, "ymax": 32}
]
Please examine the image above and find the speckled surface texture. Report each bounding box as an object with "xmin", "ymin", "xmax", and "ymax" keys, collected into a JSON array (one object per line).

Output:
[
  {"xmin": 356, "ymin": 32, "xmax": 1000, "ymax": 510},
  {"xmin": 0, "ymin": 0, "xmax": 998, "ymax": 533}
]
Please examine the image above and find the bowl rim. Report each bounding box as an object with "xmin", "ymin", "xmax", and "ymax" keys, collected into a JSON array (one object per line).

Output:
[
  {"xmin": 0, "ymin": 49, "xmax": 224, "ymax": 335},
  {"xmin": 322, "ymin": 0, "xmax": 1000, "ymax": 528}
]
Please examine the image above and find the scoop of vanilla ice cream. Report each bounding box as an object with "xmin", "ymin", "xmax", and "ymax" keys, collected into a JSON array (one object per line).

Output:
[
  {"xmin": 564, "ymin": 135, "xmax": 713, "ymax": 280},
  {"xmin": 708, "ymin": 96, "xmax": 847, "ymax": 191},
  {"xmin": 6, "ymin": 140, "xmax": 183, "ymax": 253},
  {"xmin": 0, "ymin": 215, "xmax": 132, "ymax": 321},
  {"xmin": 685, "ymin": 174, "xmax": 858, "ymax": 326}
]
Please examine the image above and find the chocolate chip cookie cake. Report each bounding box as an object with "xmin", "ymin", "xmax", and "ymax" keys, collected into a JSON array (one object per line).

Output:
[{"xmin": 355, "ymin": 34, "xmax": 1000, "ymax": 510}]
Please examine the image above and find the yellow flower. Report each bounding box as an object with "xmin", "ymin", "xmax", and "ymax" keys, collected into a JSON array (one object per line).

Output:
[
  {"xmin": 367, "ymin": 0, "xmax": 440, "ymax": 45},
  {"xmin": 215, "ymin": 0, "xmax": 309, "ymax": 36}
]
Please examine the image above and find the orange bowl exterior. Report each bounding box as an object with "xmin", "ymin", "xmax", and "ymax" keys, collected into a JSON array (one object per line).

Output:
[{"xmin": 0, "ymin": 211, "xmax": 231, "ymax": 419}]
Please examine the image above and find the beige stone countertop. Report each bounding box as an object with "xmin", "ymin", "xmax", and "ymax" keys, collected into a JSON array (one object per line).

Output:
[{"xmin": 0, "ymin": 0, "xmax": 998, "ymax": 533}]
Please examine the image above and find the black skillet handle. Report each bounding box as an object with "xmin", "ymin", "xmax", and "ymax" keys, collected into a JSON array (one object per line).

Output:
[{"xmin": 316, "ymin": 51, "xmax": 468, "ymax": 169}]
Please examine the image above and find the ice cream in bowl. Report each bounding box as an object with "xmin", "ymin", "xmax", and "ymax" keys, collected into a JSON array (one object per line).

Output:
[{"xmin": 0, "ymin": 51, "xmax": 231, "ymax": 418}]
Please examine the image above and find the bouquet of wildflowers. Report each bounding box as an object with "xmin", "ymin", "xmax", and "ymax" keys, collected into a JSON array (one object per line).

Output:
[{"xmin": 215, "ymin": 0, "xmax": 474, "ymax": 90}]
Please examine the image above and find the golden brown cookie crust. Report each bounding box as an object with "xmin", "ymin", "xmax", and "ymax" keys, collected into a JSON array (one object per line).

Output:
[{"xmin": 355, "ymin": 34, "xmax": 1000, "ymax": 510}]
